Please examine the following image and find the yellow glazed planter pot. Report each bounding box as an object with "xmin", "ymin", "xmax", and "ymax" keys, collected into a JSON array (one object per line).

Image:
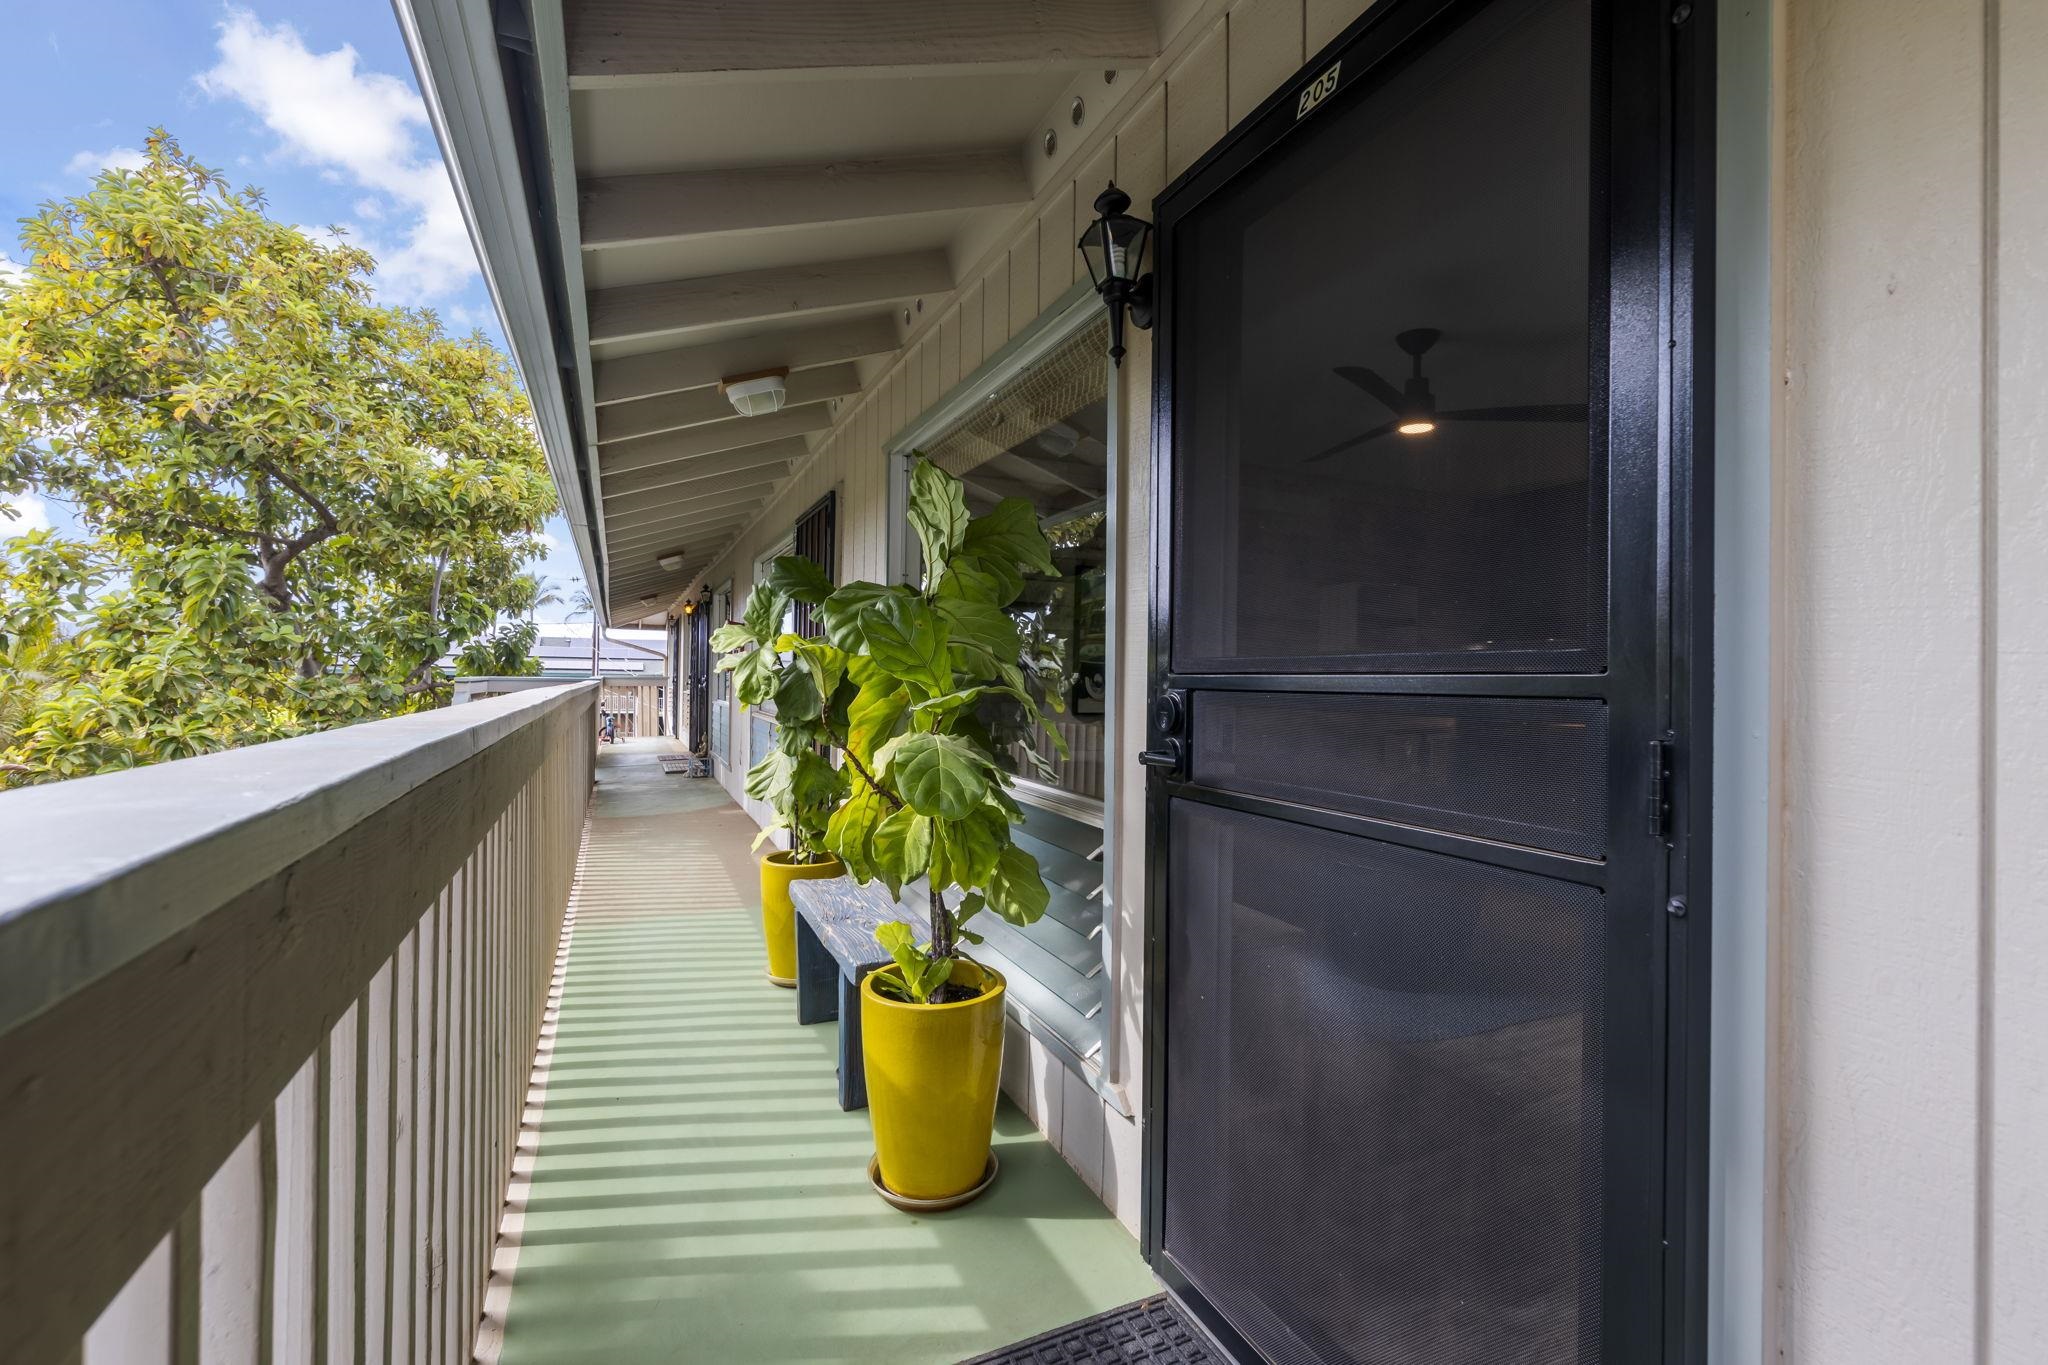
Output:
[
  {"xmin": 861, "ymin": 960, "xmax": 1006, "ymax": 1203},
  {"xmin": 757, "ymin": 852, "xmax": 843, "ymax": 986}
]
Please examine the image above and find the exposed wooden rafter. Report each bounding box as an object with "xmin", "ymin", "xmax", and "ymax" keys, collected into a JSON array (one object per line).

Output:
[
  {"xmin": 581, "ymin": 150, "xmax": 1028, "ymax": 249},
  {"xmin": 593, "ymin": 315, "xmax": 898, "ymax": 406},
  {"xmin": 597, "ymin": 364, "xmax": 859, "ymax": 445},
  {"xmin": 608, "ymin": 487, "xmax": 778, "ymax": 535},
  {"xmin": 566, "ymin": 0, "xmax": 1158, "ymax": 85},
  {"xmin": 597, "ymin": 405, "xmax": 832, "ymax": 477},
  {"xmin": 600, "ymin": 438, "xmax": 809, "ymax": 504},
  {"xmin": 588, "ymin": 250, "xmax": 952, "ymax": 346},
  {"xmin": 602, "ymin": 465, "xmax": 789, "ymax": 518}
]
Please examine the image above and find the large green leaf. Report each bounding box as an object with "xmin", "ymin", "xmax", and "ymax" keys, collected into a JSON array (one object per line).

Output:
[
  {"xmin": 906, "ymin": 456, "xmax": 970, "ymax": 573},
  {"xmin": 870, "ymin": 804, "xmax": 933, "ymax": 893},
  {"xmin": 742, "ymin": 581, "xmax": 791, "ymax": 641},
  {"xmin": 960, "ymin": 496, "xmax": 1056, "ymax": 575},
  {"xmin": 985, "ymin": 842, "xmax": 1050, "ymax": 926},
  {"xmin": 937, "ymin": 554, "xmax": 1024, "ymax": 609},
  {"xmin": 770, "ymin": 666, "xmax": 817, "ymax": 723},
  {"xmin": 843, "ymin": 662, "xmax": 909, "ymax": 763},
  {"xmin": 860, "ymin": 594, "xmax": 951, "ymax": 699},
  {"xmin": 763, "ymin": 553, "xmax": 833, "ymax": 604},
  {"xmin": 730, "ymin": 646, "xmax": 776, "ymax": 707},
  {"xmin": 933, "ymin": 597, "xmax": 1021, "ymax": 663},
  {"xmin": 744, "ymin": 749, "xmax": 793, "ymax": 806},
  {"xmin": 817, "ymin": 581, "xmax": 899, "ymax": 652},
  {"xmin": 930, "ymin": 805, "xmax": 1005, "ymax": 889},
  {"xmin": 824, "ymin": 782, "xmax": 888, "ymax": 881},
  {"xmin": 709, "ymin": 621, "xmax": 756, "ymax": 654},
  {"xmin": 879, "ymin": 731, "xmax": 993, "ymax": 820},
  {"xmin": 780, "ymin": 635, "xmax": 846, "ymax": 706}
]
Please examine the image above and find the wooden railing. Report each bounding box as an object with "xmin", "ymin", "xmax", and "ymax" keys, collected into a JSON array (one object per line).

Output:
[{"xmin": 0, "ymin": 682, "xmax": 597, "ymax": 1365}]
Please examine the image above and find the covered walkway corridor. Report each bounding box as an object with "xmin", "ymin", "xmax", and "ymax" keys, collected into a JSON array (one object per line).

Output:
[{"xmin": 482, "ymin": 741, "xmax": 1154, "ymax": 1363}]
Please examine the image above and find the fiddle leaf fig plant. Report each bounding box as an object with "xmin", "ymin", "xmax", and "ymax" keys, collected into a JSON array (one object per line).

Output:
[
  {"xmin": 816, "ymin": 457, "xmax": 1066, "ymax": 1004},
  {"xmin": 712, "ymin": 555, "xmax": 848, "ymax": 863}
]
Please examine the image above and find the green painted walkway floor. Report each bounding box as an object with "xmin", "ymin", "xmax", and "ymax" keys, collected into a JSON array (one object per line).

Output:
[{"xmin": 491, "ymin": 741, "xmax": 1155, "ymax": 1364}]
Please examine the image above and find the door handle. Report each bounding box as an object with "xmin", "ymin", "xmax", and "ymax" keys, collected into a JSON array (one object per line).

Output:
[{"xmin": 1138, "ymin": 739, "xmax": 1185, "ymax": 774}]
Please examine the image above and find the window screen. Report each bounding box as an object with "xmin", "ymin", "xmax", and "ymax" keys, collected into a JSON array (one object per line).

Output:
[{"xmin": 921, "ymin": 315, "xmax": 1112, "ymax": 802}]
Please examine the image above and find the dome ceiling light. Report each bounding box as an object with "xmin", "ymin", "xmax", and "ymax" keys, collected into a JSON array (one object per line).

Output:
[{"xmin": 721, "ymin": 367, "xmax": 789, "ymax": 417}]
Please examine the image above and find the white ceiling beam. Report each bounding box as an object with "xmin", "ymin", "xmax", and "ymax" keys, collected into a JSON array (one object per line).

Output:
[
  {"xmin": 566, "ymin": 0, "xmax": 1158, "ymax": 85},
  {"xmin": 581, "ymin": 150, "xmax": 1028, "ymax": 250},
  {"xmin": 601, "ymin": 438, "xmax": 809, "ymax": 503},
  {"xmin": 587, "ymin": 250, "xmax": 952, "ymax": 346},
  {"xmin": 597, "ymin": 364, "xmax": 860, "ymax": 445},
  {"xmin": 598, "ymin": 404, "xmax": 832, "ymax": 477},
  {"xmin": 607, "ymin": 517, "xmax": 754, "ymax": 556},
  {"xmin": 593, "ymin": 315, "xmax": 898, "ymax": 406},
  {"xmin": 608, "ymin": 489, "xmax": 777, "ymax": 535},
  {"xmin": 606, "ymin": 565, "xmax": 696, "ymax": 597},
  {"xmin": 603, "ymin": 466, "xmax": 791, "ymax": 517}
]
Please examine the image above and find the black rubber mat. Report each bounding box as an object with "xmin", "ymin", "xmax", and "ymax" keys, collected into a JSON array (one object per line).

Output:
[{"xmin": 961, "ymin": 1295, "xmax": 1222, "ymax": 1364}]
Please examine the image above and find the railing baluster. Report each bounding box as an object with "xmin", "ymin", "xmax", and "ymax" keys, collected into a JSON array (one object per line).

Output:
[
  {"xmin": 361, "ymin": 962, "xmax": 392, "ymax": 1365},
  {"xmin": 203, "ymin": 1129, "xmax": 264, "ymax": 1363},
  {"xmin": 82, "ymin": 1234, "xmax": 171, "ymax": 1364},
  {"xmin": 388, "ymin": 934, "xmax": 415, "ymax": 1364},
  {"xmin": 326, "ymin": 1004, "xmax": 358, "ymax": 1365},
  {"xmin": 272, "ymin": 1055, "xmax": 318, "ymax": 1363}
]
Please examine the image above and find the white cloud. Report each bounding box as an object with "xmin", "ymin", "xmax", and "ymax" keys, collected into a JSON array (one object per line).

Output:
[
  {"xmin": 2, "ymin": 491, "xmax": 51, "ymax": 533},
  {"xmin": 63, "ymin": 146, "xmax": 148, "ymax": 178},
  {"xmin": 0, "ymin": 254, "xmax": 24, "ymax": 286},
  {"xmin": 197, "ymin": 10, "xmax": 478, "ymax": 305}
]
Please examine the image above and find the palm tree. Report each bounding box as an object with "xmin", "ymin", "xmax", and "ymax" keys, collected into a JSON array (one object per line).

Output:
[{"xmin": 563, "ymin": 587, "xmax": 599, "ymax": 677}]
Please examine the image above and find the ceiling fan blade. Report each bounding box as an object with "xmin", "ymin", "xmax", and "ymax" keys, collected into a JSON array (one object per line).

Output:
[
  {"xmin": 1437, "ymin": 403, "xmax": 1590, "ymax": 424},
  {"xmin": 1302, "ymin": 419, "xmax": 1401, "ymax": 462},
  {"xmin": 1332, "ymin": 365, "xmax": 1406, "ymax": 414}
]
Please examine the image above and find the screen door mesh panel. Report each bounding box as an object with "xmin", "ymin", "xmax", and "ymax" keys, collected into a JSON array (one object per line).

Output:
[
  {"xmin": 1163, "ymin": 802, "xmax": 1603, "ymax": 1365},
  {"xmin": 1188, "ymin": 693, "xmax": 1610, "ymax": 858},
  {"xmin": 1169, "ymin": 0, "xmax": 1601, "ymax": 675}
]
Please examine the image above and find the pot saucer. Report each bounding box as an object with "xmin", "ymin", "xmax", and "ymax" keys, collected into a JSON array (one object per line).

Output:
[{"xmin": 867, "ymin": 1152, "xmax": 999, "ymax": 1212}]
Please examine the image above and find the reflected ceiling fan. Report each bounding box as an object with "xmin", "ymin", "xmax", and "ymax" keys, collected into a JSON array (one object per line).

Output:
[{"xmin": 1302, "ymin": 328, "xmax": 1588, "ymax": 463}]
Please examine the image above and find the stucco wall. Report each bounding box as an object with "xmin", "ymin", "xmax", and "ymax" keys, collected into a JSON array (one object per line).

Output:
[
  {"xmin": 1776, "ymin": 0, "xmax": 2046, "ymax": 1358},
  {"xmin": 693, "ymin": 0, "xmax": 1380, "ymax": 1232}
]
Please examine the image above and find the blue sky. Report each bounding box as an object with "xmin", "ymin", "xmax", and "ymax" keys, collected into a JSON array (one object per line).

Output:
[{"xmin": 1, "ymin": 3, "xmax": 590, "ymax": 621}]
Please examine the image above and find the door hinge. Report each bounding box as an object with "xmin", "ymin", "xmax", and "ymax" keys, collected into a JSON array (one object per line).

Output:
[{"xmin": 1647, "ymin": 735, "xmax": 1675, "ymax": 842}]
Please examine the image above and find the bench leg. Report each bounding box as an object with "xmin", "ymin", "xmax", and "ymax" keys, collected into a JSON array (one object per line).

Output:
[
  {"xmin": 837, "ymin": 965, "xmax": 869, "ymax": 1111},
  {"xmin": 795, "ymin": 915, "xmax": 837, "ymax": 1026}
]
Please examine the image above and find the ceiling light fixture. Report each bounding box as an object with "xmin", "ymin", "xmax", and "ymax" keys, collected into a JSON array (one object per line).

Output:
[
  {"xmin": 721, "ymin": 367, "xmax": 789, "ymax": 417},
  {"xmin": 657, "ymin": 551, "xmax": 685, "ymax": 572},
  {"xmin": 1078, "ymin": 182, "xmax": 1155, "ymax": 367}
]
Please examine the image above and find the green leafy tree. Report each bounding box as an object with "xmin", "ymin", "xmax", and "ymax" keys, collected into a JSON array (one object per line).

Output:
[
  {"xmin": 794, "ymin": 458, "xmax": 1063, "ymax": 1004},
  {"xmin": 0, "ymin": 131, "xmax": 556, "ymax": 786},
  {"xmin": 454, "ymin": 620, "xmax": 542, "ymax": 677},
  {"xmin": 713, "ymin": 557, "xmax": 850, "ymax": 862}
]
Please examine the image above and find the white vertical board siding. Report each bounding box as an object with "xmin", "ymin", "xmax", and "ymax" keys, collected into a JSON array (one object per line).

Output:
[
  {"xmin": 1779, "ymin": 0, "xmax": 2048, "ymax": 1359},
  {"xmin": 1992, "ymin": 2, "xmax": 2048, "ymax": 1358}
]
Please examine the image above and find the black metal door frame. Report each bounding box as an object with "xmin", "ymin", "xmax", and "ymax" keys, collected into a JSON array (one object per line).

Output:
[{"xmin": 1137, "ymin": 1, "xmax": 1714, "ymax": 1360}]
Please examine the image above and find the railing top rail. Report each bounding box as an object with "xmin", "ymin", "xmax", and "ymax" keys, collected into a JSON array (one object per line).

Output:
[{"xmin": 0, "ymin": 681, "xmax": 599, "ymax": 1036}]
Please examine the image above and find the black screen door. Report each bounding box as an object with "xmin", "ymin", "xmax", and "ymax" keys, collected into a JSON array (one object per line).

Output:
[{"xmin": 1143, "ymin": 1, "xmax": 1698, "ymax": 1361}]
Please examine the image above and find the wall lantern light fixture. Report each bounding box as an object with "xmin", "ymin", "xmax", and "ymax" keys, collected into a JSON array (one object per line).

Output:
[{"xmin": 1078, "ymin": 182, "xmax": 1155, "ymax": 366}]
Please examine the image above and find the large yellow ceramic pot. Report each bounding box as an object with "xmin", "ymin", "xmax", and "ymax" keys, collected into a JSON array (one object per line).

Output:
[
  {"xmin": 861, "ymin": 960, "xmax": 1006, "ymax": 1206},
  {"xmin": 757, "ymin": 853, "xmax": 842, "ymax": 986}
]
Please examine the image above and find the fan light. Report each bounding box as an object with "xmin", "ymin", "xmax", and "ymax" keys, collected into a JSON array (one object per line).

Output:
[
  {"xmin": 1397, "ymin": 420, "xmax": 1437, "ymax": 436},
  {"xmin": 721, "ymin": 368, "xmax": 789, "ymax": 417}
]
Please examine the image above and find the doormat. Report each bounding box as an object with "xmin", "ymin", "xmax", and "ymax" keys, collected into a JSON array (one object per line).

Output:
[{"xmin": 960, "ymin": 1294, "xmax": 1222, "ymax": 1364}]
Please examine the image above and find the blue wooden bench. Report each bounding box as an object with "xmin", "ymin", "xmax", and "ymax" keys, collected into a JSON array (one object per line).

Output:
[{"xmin": 789, "ymin": 877, "xmax": 919, "ymax": 1111}]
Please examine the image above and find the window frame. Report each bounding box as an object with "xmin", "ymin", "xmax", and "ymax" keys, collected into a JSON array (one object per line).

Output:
[
  {"xmin": 884, "ymin": 279, "xmax": 1116, "ymax": 827},
  {"xmin": 884, "ymin": 280, "xmax": 1131, "ymax": 1113}
]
